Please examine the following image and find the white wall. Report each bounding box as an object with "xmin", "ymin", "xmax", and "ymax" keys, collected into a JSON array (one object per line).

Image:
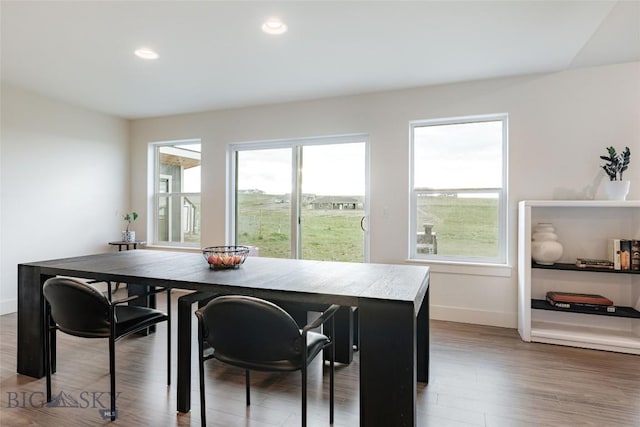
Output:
[
  {"xmin": 0, "ymin": 84, "xmax": 129, "ymax": 314},
  {"xmin": 129, "ymin": 62, "xmax": 640, "ymax": 328}
]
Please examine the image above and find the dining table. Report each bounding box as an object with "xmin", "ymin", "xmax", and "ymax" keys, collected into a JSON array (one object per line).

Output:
[{"xmin": 17, "ymin": 249, "xmax": 430, "ymax": 427}]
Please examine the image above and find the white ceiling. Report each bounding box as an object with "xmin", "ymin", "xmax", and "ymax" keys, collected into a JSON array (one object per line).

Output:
[{"xmin": 1, "ymin": 1, "xmax": 639, "ymax": 119}]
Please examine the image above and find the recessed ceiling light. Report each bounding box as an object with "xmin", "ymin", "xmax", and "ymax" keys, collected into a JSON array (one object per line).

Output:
[
  {"xmin": 134, "ymin": 48, "xmax": 159, "ymax": 60},
  {"xmin": 262, "ymin": 18, "xmax": 287, "ymax": 35}
]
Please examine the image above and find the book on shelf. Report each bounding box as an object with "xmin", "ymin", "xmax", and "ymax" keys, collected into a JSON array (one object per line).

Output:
[
  {"xmin": 546, "ymin": 291, "xmax": 615, "ymax": 313},
  {"xmin": 620, "ymin": 239, "xmax": 631, "ymax": 271},
  {"xmin": 546, "ymin": 298, "xmax": 616, "ymax": 313},
  {"xmin": 575, "ymin": 258, "xmax": 614, "ymax": 269},
  {"xmin": 607, "ymin": 239, "xmax": 621, "ymax": 270},
  {"xmin": 632, "ymin": 240, "xmax": 640, "ymax": 272},
  {"xmin": 604, "ymin": 238, "xmax": 640, "ymax": 271},
  {"xmin": 546, "ymin": 291, "xmax": 613, "ymax": 305}
]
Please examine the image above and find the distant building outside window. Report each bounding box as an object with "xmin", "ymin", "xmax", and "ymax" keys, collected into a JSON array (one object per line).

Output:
[
  {"xmin": 152, "ymin": 140, "xmax": 201, "ymax": 247},
  {"xmin": 409, "ymin": 114, "xmax": 508, "ymax": 264}
]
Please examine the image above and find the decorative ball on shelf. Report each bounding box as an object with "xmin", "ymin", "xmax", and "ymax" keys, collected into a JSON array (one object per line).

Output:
[{"xmin": 531, "ymin": 223, "xmax": 563, "ymax": 265}]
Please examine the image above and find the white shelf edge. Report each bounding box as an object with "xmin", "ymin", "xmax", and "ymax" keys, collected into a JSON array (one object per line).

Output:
[
  {"xmin": 530, "ymin": 336, "xmax": 640, "ymax": 355},
  {"xmin": 531, "ymin": 321, "xmax": 640, "ymax": 354},
  {"xmin": 520, "ymin": 200, "xmax": 640, "ymax": 208}
]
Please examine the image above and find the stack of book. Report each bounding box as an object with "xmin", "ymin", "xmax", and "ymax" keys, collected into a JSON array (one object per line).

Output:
[
  {"xmin": 631, "ymin": 240, "xmax": 640, "ymax": 272},
  {"xmin": 608, "ymin": 239, "xmax": 640, "ymax": 271},
  {"xmin": 546, "ymin": 291, "xmax": 615, "ymax": 313},
  {"xmin": 575, "ymin": 258, "xmax": 614, "ymax": 269}
]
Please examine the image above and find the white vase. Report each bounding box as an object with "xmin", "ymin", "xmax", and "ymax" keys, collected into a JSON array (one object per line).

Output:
[
  {"xmin": 531, "ymin": 223, "xmax": 563, "ymax": 265},
  {"xmin": 122, "ymin": 231, "xmax": 136, "ymax": 242},
  {"xmin": 603, "ymin": 180, "xmax": 630, "ymax": 201}
]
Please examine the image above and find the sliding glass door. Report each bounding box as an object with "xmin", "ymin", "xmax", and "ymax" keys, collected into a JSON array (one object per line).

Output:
[
  {"xmin": 231, "ymin": 136, "xmax": 368, "ymax": 262},
  {"xmin": 235, "ymin": 148, "xmax": 292, "ymax": 258},
  {"xmin": 299, "ymin": 143, "xmax": 366, "ymax": 261}
]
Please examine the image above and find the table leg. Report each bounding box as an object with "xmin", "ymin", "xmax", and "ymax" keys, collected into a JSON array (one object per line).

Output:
[
  {"xmin": 17, "ymin": 265, "xmax": 53, "ymax": 378},
  {"xmin": 177, "ymin": 291, "xmax": 216, "ymax": 413},
  {"xmin": 324, "ymin": 306, "xmax": 354, "ymax": 364},
  {"xmin": 359, "ymin": 299, "xmax": 419, "ymax": 427},
  {"xmin": 353, "ymin": 307, "xmax": 359, "ymax": 349},
  {"xmin": 417, "ymin": 286, "xmax": 430, "ymax": 383}
]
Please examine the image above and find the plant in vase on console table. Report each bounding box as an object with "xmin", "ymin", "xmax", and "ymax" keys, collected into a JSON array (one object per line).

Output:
[
  {"xmin": 122, "ymin": 212, "xmax": 138, "ymax": 242},
  {"xmin": 600, "ymin": 146, "xmax": 631, "ymax": 200}
]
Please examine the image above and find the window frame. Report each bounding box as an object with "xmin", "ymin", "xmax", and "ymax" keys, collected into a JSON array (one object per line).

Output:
[
  {"xmin": 409, "ymin": 114, "xmax": 508, "ymax": 265},
  {"xmin": 150, "ymin": 139, "xmax": 201, "ymax": 248}
]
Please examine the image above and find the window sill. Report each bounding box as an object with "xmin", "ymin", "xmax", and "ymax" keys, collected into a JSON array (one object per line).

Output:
[
  {"xmin": 144, "ymin": 244, "xmax": 201, "ymax": 254},
  {"xmin": 405, "ymin": 258, "xmax": 512, "ymax": 277}
]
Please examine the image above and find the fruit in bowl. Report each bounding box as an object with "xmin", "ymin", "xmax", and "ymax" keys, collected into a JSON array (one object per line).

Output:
[{"xmin": 202, "ymin": 246, "xmax": 250, "ymax": 270}]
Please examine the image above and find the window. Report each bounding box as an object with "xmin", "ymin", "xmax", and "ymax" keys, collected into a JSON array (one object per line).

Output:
[
  {"xmin": 152, "ymin": 141, "xmax": 201, "ymax": 247},
  {"xmin": 410, "ymin": 114, "xmax": 507, "ymax": 264},
  {"xmin": 228, "ymin": 135, "xmax": 369, "ymax": 262}
]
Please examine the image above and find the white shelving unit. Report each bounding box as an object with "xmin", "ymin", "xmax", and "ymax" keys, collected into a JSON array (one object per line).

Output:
[{"xmin": 518, "ymin": 200, "xmax": 640, "ymax": 354}]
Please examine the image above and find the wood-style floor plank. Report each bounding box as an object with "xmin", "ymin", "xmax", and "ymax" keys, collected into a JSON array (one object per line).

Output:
[{"xmin": 1, "ymin": 290, "xmax": 638, "ymax": 426}]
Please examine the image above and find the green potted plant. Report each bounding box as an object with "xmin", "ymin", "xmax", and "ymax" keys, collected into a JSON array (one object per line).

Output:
[
  {"xmin": 600, "ymin": 146, "xmax": 631, "ymax": 200},
  {"xmin": 122, "ymin": 212, "xmax": 138, "ymax": 242}
]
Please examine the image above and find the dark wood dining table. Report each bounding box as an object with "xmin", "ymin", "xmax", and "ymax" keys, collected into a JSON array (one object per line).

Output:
[{"xmin": 17, "ymin": 250, "xmax": 430, "ymax": 426}]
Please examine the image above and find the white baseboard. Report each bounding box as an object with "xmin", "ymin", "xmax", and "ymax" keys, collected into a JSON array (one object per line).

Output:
[
  {"xmin": 430, "ymin": 304, "xmax": 517, "ymax": 329},
  {"xmin": 0, "ymin": 298, "xmax": 17, "ymax": 315},
  {"xmin": 1, "ymin": 297, "xmax": 517, "ymax": 328}
]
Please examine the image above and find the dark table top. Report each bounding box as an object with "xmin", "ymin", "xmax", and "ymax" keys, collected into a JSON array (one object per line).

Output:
[{"xmin": 24, "ymin": 250, "xmax": 429, "ymax": 311}]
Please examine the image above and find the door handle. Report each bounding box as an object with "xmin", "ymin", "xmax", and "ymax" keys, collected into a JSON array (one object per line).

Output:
[{"xmin": 360, "ymin": 216, "xmax": 367, "ymax": 232}]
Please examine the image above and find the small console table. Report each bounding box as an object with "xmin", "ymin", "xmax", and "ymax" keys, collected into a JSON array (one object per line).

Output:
[{"xmin": 108, "ymin": 240, "xmax": 146, "ymax": 251}]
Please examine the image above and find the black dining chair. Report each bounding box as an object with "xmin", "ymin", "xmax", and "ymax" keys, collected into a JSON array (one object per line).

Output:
[
  {"xmin": 42, "ymin": 277, "xmax": 171, "ymax": 421},
  {"xmin": 195, "ymin": 295, "xmax": 339, "ymax": 427}
]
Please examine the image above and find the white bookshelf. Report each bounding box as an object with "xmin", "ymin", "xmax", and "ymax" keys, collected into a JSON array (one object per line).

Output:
[{"xmin": 518, "ymin": 200, "xmax": 640, "ymax": 354}]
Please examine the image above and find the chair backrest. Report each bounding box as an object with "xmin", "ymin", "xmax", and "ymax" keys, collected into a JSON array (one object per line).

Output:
[
  {"xmin": 43, "ymin": 277, "xmax": 111, "ymax": 338},
  {"xmin": 197, "ymin": 295, "xmax": 302, "ymax": 362}
]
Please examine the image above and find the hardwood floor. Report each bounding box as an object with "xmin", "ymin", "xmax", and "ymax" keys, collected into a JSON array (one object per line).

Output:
[{"xmin": 1, "ymin": 290, "xmax": 638, "ymax": 426}]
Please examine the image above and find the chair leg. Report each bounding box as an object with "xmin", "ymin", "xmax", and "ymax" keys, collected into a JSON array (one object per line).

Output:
[
  {"xmin": 167, "ymin": 289, "xmax": 171, "ymax": 386},
  {"xmin": 301, "ymin": 366, "xmax": 307, "ymax": 427},
  {"xmin": 198, "ymin": 324, "xmax": 207, "ymax": 427},
  {"xmin": 330, "ymin": 322, "xmax": 335, "ymax": 424},
  {"xmin": 199, "ymin": 356, "xmax": 206, "ymax": 427},
  {"xmin": 109, "ymin": 334, "xmax": 116, "ymax": 420},
  {"xmin": 45, "ymin": 306, "xmax": 52, "ymax": 402},
  {"xmin": 245, "ymin": 370, "xmax": 251, "ymax": 406},
  {"xmin": 302, "ymin": 332, "xmax": 309, "ymax": 427}
]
